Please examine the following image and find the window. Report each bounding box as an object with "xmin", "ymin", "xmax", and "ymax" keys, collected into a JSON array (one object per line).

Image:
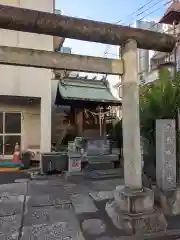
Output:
[
  {"xmin": 5, "ymin": 113, "xmax": 21, "ymax": 134},
  {"xmin": 0, "ymin": 112, "xmax": 22, "ymax": 155},
  {"xmin": 0, "ymin": 113, "xmax": 3, "ymax": 134},
  {"xmin": 4, "ymin": 135, "xmax": 21, "ymax": 155}
]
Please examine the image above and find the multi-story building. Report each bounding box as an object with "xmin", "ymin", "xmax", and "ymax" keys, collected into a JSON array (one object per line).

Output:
[
  {"xmin": 0, "ymin": 0, "xmax": 63, "ymax": 158},
  {"xmin": 144, "ymin": 1, "xmax": 180, "ymax": 84},
  {"xmin": 133, "ymin": 20, "xmax": 166, "ymax": 83}
]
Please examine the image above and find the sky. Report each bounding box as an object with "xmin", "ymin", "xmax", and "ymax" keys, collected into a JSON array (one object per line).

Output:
[
  {"xmin": 55, "ymin": 0, "xmax": 166, "ymax": 96},
  {"xmin": 56, "ymin": 0, "xmax": 166, "ymax": 57}
]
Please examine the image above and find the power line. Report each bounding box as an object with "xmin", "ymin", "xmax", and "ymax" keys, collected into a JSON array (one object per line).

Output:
[
  {"xmin": 104, "ymin": 0, "xmax": 165, "ymax": 56},
  {"xmin": 116, "ymin": 0, "xmax": 163, "ymax": 25},
  {"xmin": 104, "ymin": 0, "xmax": 171, "ymax": 57},
  {"xmin": 122, "ymin": 0, "xmax": 166, "ymax": 25}
]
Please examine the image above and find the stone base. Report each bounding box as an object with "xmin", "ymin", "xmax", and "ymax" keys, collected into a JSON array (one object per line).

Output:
[
  {"xmin": 154, "ymin": 186, "xmax": 180, "ymax": 216},
  {"xmin": 105, "ymin": 186, "xmax": 167, "ymax": 234},
  {"xmin": 114, "ymin": 186, "xmax": 154, "ymax": 214},
  {"xmin": 106, "ymin": 201, "xmax": 167, "ymax": 234}
]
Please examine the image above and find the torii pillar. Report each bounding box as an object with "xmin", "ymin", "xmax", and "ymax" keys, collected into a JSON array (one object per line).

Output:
[
  {"xmin": 105, "ymin": 40, "xmax": 167, "ymax": 234},
  {"xmin": 121, "ymin": 39, "xmax": 142, "ymax": 190}
]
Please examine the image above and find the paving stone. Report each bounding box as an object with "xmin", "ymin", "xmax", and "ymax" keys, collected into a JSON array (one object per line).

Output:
[
  {"xmin": 30, "ymin": 179, "xmax": 63, "ymax": 186},
  {"xmin": 89, "ymin": 191, "xmax": 114, "ymax": 201},
  {"xmin": 24, "ymin": 206, "xmax": 78, "ymax": 227},
  {"xmin": 21, "ymin": 222, "xmax": 85, "ymax": 240},
  {"xmin": 27, "ymin": 183, "xmax": 65, "ymax": 196},
  {"xmin": 26, "ymin": 194, "xmax": 72, "ymax": 208},
  {"xmin": 0, "ymin": 195, "xmax": 24, "ymax": 217},
  {"xmin": 30, "ymin": 174, "xmax": 48, "ymax": 180},
  {"xmin": 82, "ymin": 219, "xmax": 106, "ymax": 235},
  {"xmin": 95, "ymin": 238, "xmax": 137, "ymax": 240},
  {"xmin": 95, "ymin": 169, "xmax": 122, "ymax": 176},
  {"xmin": 0, "ymin": 183, "xmax": 27, "ymax": 196},
  {"xmin": 14, "ymin": 178, "xmax": 29, "ymax": 183},
  {"xmin": 0, "ymin": 214, "xmax": 21, "ymax": 235},
  {"xmin": 91, "ymin": 180, "xmax": 123, "ymax": 191},
  {"xmin": 64, "ymin": 184, "xmax": 89, "ymax": 195},
  {"xmin": 0, "ymin": 232, "xmax": 19, "ymax": 240},
  {"xmin": 71, "ymin": 194, "xmax": 98, "ymax": 214},
  {"xmin": 95, "ymin": 237, "xmax": 119, "ymax": 240},
  {"xmin": 88, "ymin": 161, "xmax": 114, "ymax": 170},
  {"xmin": 91, "ymin": 181, "xmax": 116, "ymax": 191}
]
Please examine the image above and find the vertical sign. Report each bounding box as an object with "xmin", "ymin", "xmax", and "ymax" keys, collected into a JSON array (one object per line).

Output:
[{"xmin": 156, "ymin": 119, "xmax": 176, "ymax": 191}]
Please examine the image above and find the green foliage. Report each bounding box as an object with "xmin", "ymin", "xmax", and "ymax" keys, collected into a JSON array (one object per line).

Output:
[
  {"xmin": 113, "ymin": 68, "xmax": 180, "ymax": 159},
  {"xmin": 114, "ymin": 119, "xmax": 123, "ymax": 149},
  {"xmin": 140, "ymin": 69, "xmax": 180, "ymax": 154},
  {"xmin": 107, "ymin": 119, "xmax": 123, "ymax": 150}
]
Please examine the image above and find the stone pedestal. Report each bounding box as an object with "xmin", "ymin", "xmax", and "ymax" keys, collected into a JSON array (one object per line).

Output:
[
  {"xmin": 106, "ymin": 186, "xmax": 167, "ymax": 234},
  {"xmin": 154, "ymin": 186, "xmax": 180, "ymax": 216}
]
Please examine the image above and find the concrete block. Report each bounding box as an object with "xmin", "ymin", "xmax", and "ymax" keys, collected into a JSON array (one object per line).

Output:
[{"xmin": 71, "ymin": 194, "xmax": 98, "ymax": 214}]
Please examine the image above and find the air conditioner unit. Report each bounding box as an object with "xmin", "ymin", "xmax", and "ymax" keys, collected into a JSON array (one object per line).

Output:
[
  {"xmin": 40, "ymin": 152, "xmax": 68, "ymax": 174},
  {"xmin": 54, "ymin": 9, "xmax": 61, "ymax": 15}
]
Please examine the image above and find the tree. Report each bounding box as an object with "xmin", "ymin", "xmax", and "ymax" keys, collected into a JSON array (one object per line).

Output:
[
  {"xmin": 113, "ymin": 68, "xmax": 180, "ymax": 162},
  {"xmin": 140, "ymin": 68, "xmax": 180, "ymax": 161}
]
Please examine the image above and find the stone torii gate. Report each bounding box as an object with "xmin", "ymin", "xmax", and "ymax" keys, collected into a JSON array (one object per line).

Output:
[{"xmin": 0, "ymin": 4, "xmax": 176, "ymax": 233}]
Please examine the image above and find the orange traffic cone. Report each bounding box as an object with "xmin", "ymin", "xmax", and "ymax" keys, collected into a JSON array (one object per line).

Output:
[{"xmin": 12, "ymin": 142, "xmax": 21, "ymax": 163}]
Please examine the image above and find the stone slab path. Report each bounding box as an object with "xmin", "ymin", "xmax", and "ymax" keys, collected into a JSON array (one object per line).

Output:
[
  {"xmin": 0, "ymin": 173, "xmax": 180, "ymax": 240},
  {"xmin": 0, "ymin": 174, "xmax": 126, "ymax": 240}
]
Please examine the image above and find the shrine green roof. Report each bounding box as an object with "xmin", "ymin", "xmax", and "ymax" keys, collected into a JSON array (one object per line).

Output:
[{"xmin": 57, "ymin": 78, "xmax": 121, "ymax": 105}]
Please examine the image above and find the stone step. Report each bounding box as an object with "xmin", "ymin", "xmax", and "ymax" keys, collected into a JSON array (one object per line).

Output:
[
  {"xmin": 87, "ymin": 161, "xmax": 114, "ymax": 170},
  {"xmin": 87, "ymin": 154, "xmax": 119, "ymax": 162},
  {"xmin": 86, "ymin": 168, "xmax": 123, "ymax": 180}
]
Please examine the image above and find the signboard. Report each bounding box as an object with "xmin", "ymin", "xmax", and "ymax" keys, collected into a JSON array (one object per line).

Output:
[{"xmin": 68, "ymin": 155, "xmax": 81, "ymax": 173}]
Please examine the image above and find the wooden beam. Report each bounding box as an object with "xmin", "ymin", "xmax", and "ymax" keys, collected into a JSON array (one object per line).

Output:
[
  {"xmin": 0, "ymin": 46, "xmax": 123, "ymax": 75},
  {"xmin": 0, "ymin": 4, "xmax": 175, "ymax": 52}
]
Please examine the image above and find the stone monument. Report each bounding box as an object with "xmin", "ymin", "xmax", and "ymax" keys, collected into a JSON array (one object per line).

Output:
[
  {"xmin": 155, "ymin": 119, "xmax": 180, "ymax": 215},
  {"xmin": 156, "ymin": 119, "xmax": 176, "ymax": 191}
]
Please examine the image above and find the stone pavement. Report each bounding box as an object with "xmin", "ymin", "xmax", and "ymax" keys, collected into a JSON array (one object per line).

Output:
[
  {"xmin": 0, "ymin": 173, "xmax": 180, "ymax": 240},
  {"xmin": 0, "ymin": 173, "xmax": 126, "ymax": 240}
]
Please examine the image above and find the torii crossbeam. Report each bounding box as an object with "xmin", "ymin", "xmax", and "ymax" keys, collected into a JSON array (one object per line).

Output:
[{"xmin": 0, "ymin": 4, "xmax": 175, "ymax": 52}]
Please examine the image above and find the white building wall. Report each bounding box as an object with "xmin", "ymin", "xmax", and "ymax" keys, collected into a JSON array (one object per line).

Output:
[{"xmin": 0, "ymin": 0, "xmax": 54, "ymax": 152}]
